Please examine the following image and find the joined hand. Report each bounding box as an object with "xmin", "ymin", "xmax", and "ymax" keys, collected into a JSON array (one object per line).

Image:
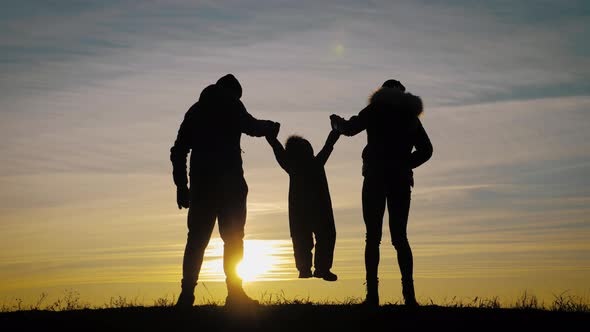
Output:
[
  {"xmin": 330, "ymin": 114, "xmax": 344, "ymax": 132},
  {"xmin": 269, "ymin": 121, "xmax": 280, "ymax": 138}
]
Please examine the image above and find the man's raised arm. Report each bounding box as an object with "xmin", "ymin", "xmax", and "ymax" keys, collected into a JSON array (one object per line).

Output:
[{"xmin": 238, "ymin": 101, "xmax": 279, "ymax": 137}]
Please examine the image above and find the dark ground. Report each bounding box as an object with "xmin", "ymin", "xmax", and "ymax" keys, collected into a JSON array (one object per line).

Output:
[{"xmin": 1, "ymin": 304, "xmax": 588, "ymax": 331}]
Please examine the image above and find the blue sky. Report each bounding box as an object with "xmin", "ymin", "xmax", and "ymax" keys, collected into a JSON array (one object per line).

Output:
[
  {"xmin": 3, "ymin": 1, "xmax": 589, "ymax": 105},
  {"xmin": 1, "ymin": 1, "xmax": 589, "ymax": 305}
]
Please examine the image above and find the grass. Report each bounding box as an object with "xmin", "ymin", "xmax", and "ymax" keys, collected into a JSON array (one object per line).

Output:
[
  {"xmin": 1, "ymin": 289, "xmax": 588, "ymax": 313},
  {"xmin": 1, "ymin": 290, "xmax": 588, "ymax": 331}
]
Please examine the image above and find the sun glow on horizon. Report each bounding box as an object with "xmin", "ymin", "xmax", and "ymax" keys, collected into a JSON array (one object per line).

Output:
[
  {"xmin": 238, "ymin": 240, "xmax": 278, "ymax": 281},
  {"xmin": 201, "ymin": 239, "xmax": 294, "ymax": 282}
]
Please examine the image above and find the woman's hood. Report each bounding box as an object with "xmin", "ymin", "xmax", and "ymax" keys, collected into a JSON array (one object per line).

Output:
[{"xmin": 369, "ymin": 87, "xmax": 423, "ymax": 117}]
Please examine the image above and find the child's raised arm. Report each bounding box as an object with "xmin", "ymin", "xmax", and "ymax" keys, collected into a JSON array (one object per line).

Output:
[
  {"xmin": 315, "ymin": 129, "xmax": 341, "ymax": 166},
  {"xmin": 266, "ymin": 135, "xmax": 289, "ymax": 172}
]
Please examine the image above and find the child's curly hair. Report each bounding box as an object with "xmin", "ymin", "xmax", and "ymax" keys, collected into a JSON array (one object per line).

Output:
[{"xmin": 285, "ymin": 135, "xmax": 314, "ymax": 160}]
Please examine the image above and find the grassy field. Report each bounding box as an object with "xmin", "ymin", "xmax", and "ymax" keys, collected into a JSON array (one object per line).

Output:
[{"xmin": 1, "ymin": 291, "xmax": 588, "ymax": 331}]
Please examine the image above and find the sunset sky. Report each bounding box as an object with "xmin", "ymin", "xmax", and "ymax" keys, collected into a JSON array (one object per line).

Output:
[{"xmin": 1, "ymin": 1, "xmax": 589, "ymax": 307}]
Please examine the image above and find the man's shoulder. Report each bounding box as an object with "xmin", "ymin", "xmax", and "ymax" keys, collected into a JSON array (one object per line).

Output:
[
  {"xmin": 198, "ymin": 84, "xmax": 220, "ymax": 101},
  {"xmin": 183, "ymin": 101, "xmax": 201, "ymax": 120}
]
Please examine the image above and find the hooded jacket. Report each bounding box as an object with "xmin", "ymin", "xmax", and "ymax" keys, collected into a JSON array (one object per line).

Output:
[
  {"xmin": 170, "ymin": 83, "xmax": 276, "ymax": 188},
  {"xmin": 336, "ymin": 87, "xmax": 433, "ymax": 185}
]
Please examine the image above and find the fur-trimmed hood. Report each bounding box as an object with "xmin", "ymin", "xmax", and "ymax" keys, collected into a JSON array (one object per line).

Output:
[{"xmin": 369, "ymin": 87, "xmax": 423, "ymax": 117}]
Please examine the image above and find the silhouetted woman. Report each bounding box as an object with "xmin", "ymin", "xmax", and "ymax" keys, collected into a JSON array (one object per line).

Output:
[{"xmin": 331, "ymin": 79, "xmax": 432, "ymax": 306}]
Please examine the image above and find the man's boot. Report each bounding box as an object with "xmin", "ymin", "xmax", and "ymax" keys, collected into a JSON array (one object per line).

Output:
[
  {"xmin": 402, "ymin": 279, "xmax": 418, "ymax": 307},
  {"xmin": 175, "ymin": 279, "xmax": 196, "ymax": 309},
  {"xmin": 225, "ymin": 278, "xmax": 259, "ymax": 308},
  {"xmin": 362, "ymin": 278, "xmax": 379, "ymax": 307}
]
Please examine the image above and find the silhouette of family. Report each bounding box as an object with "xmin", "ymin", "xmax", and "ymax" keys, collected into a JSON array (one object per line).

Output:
[{"xmin": 170, "ymin": 74, "xmax": 433, "ymax": 308}]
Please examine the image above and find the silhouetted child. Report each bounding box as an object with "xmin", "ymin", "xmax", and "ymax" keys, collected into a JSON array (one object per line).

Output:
[{"xmin": 266, "ymin": 129, "xmax": 340, "ymax": 281}]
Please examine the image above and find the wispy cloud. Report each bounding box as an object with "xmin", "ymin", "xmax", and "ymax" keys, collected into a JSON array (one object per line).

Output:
[{"xmin": 2, "ymin": 1, "xmax": 588, "ymax": 106}]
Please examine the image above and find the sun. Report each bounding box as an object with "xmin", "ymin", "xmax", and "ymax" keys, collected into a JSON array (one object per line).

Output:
[
  {"xmin": 200, "ymin": 238, "xmax": 293, "ymax": 282},
  {"xmin": 237, "ymin": 240, "xmax": 277, "ymax": 281},
  {"xmin": 333, "ymin": 42, "xmax": 345, "ymax": 57}
]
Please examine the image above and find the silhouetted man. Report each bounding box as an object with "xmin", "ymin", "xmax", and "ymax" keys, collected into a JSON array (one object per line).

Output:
[
  {"xmin": 331, "ymin": 79, "xmax": 433, "ymax": 306},
  {"xmin": 170, "ymin": 74, "xmax": 280, "ymax": 308}
]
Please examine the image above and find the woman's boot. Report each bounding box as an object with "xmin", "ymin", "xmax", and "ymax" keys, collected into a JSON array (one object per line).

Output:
[
  {"xmin": 363, "ymin": 278, "xmax": 379, "ymax": 306},
  {"xmin": 402, "ymin": 279, "xmax": 418, "ymax": 307}
]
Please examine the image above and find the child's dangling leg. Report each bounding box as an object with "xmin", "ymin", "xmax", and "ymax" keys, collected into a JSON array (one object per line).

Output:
[
  {"xmin": 312, "ymin": 221, "xmax": 337, "ymax": 281},
  {"xmin": 292, "ymin": 229, "xmax": 314, "ymax": 278}
]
